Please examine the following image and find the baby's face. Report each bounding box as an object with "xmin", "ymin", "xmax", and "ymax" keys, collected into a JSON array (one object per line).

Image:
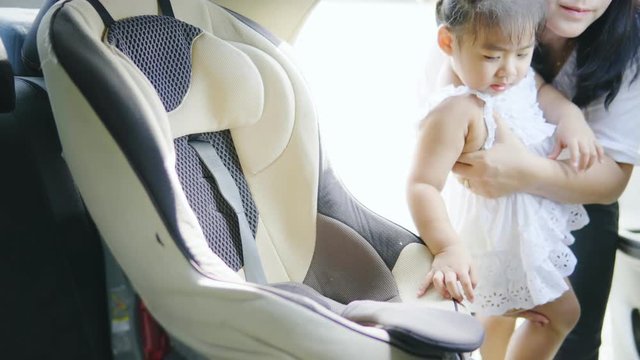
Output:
[{"xmin": 451, "ymin": 28, "xmax": 535, "ymax": 95}]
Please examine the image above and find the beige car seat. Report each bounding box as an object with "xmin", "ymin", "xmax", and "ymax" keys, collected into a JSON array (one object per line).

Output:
[{"xmin": 37, "ymin": 0, "xmax": 483, "ymax": 358}]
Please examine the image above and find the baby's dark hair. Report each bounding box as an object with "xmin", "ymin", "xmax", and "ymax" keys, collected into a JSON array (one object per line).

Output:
[{"xmin": 435, "ymin": 0, "xmax": 545, "ymax": 43}]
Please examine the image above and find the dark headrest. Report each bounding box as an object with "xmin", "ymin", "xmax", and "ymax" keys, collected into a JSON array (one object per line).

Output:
[
  {"xmin": 0, "ymin": 38, "xmax": 15, "ymax": 113},
  {"xmin": 0, "ymin": 8, "xmax": 37, "ymax": 76},
  {"xmin": 21, "ymin": 0, "xmax": 59, "ymax": 74}
]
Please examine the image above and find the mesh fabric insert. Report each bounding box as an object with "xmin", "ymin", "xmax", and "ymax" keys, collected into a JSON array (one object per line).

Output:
[
  {"xmin": 105, "ymin": 14, "xmax": 260, "ymax": 270},
  {"xmin": 174, "ymin": 131, "xmax": 259, "ymax": 271},
  {"xmin": 106, "ymin": 15, "xmax": 201, "ymax": 112}
]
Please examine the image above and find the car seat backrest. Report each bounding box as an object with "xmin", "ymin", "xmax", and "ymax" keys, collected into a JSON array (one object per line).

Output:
[
  {"xmin": 39, "ymin": 0, "xmax": 431, "ymax": 306},
  {"xmin": 36, "ymin": 1, "xmax": 491, "ymax": 357},
  {"xmin": 95, "ymin": 0, "xmax": 271, "ymax": 281},
  {"xmin": 40, "ymin": 0, "xmax": 322, "ymax": 292}
]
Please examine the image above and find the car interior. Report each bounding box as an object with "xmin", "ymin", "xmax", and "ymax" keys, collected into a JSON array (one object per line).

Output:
[{"xmin": 0, "ymin": 0, "xmax": 638, "ymax": 359}]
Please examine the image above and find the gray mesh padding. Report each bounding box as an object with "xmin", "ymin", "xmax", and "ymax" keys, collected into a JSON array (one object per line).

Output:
[
  {"xmin": 106, "ymin": 15, "xmax": 201, "ymax": 112},
  {"xmin": 174, "ymin": 131, "xmax": 259, "ymax": 271},
  {"xmin": 105, "ymin": 14, "xmax": 261, "ymax": 274},
  {"xmin": 304, "ymin": 214, "xmax": 400, "ymax": 304},
  {"xmin": 271, "ymin": 282, "xmax": 347, "ymax": 314},
  {"xmin": 318, "ymin": 164, "xmax": 421, "ymax": 269}
]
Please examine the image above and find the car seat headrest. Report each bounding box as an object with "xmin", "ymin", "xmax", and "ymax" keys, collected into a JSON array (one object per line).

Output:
[
  {"xmin": 21, "ymin": 0, "xmax": 59, "ymax": 75},
  {"xmin": 167, "ymin": 31, "xmax": 265, "ymax": 134},
  {"xmin": 0, "ymin": 38, "xmax": 15, "ymax": 113},
  {"xmin": 0, "ymin": 8, "xmax": 37, "ymax": 76},
  {"xmin": 100, "ymin": 11, "xmax": 265, "ymax": 133}
]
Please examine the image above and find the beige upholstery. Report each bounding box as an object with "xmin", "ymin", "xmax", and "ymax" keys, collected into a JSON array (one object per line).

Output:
[{"xmin": 38, "ymin": 0, "xmax": 473, "ymax": 357}]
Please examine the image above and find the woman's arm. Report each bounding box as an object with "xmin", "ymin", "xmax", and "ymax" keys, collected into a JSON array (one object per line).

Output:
[
  {"xmin": 453, "ymin": 119, "xmax": 633, "ymax": 204},
  {"xmin": 526, "ymin": 154, "xmax": 632, "ymax": 204}
]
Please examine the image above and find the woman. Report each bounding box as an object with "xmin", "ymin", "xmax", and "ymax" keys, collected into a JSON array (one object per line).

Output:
[{"xmin": 449, "ymin": 0, "xmax": 640, "ymax": 359}]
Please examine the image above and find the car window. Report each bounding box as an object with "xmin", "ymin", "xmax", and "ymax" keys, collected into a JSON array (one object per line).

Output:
[{"xmin": 295, "ymin": 0, "xmax": 436, "ymax": 232}]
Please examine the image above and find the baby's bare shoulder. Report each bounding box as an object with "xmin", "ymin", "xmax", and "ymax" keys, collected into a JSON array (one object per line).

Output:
[
  {"xmin": 423, "ymin": 93, "xmax": 484, "ymax": 126},
  {"xmin": 422, "ymin": 94, "xmax": 487, "ymax": 152}
]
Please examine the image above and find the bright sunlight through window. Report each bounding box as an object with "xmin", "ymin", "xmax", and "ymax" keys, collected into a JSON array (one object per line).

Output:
[{"xmin": 294, "ymin": 1, "xmax": 437, "ymax": 234}]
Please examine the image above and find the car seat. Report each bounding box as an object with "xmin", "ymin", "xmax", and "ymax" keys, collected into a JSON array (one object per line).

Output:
[{"xmin": 37, "ymin": 0, "xmax": 484, "ymax": 358}]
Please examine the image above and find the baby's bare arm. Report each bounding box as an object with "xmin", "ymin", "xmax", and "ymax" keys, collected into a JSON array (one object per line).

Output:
[
  {"xmin": 407, "ymin": 96, "xmax": 482, "ymax": 301},
  {"xmin": 536, "ymin": 74, "xmax": 604, "ymax": 170},
  {"xmin": 534, "ymin": 73, "xmax": 578, "ymax": 126}
]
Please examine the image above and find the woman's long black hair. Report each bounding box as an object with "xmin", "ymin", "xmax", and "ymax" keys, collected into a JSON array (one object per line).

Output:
[{"xmin": 533, "ymin": 0, "xmax": 640, "ymax": 108}]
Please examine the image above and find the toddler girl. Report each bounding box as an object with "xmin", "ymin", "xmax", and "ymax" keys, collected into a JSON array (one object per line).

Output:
[{"xmin": 407, "ymin": 0, "xmax": 603, "ymax": 358}]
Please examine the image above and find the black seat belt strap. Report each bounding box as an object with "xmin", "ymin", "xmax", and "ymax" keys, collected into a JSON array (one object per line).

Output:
[
  {"xmin": 87, "ymin": 0, "xmax": 175, "ymax": 28},
  {"xmin": 188, "ymin": 139, "xmax": 267, "ymax": 284},
  {"xmin": 86, "ymin": 0, "xmax": 115, "ymax": 27},
  {"xmin": 158, "ymin": 0, "xmax": 175, "ymax": 17}
]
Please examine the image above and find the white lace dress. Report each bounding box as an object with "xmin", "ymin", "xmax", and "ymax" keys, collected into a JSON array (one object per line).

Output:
[{"xmin": 428, "ymin": 69, "xmax": 589, "ymax": 316}]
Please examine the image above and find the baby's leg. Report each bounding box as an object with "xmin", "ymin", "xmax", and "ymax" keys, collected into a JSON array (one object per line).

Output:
[
  {"xmin": 505, "ymin": 284, "xmax": 580, "ymax": 360},
  {"xmin": 478, "ymin": 315, "xmax": 516, "ymax": 360}
]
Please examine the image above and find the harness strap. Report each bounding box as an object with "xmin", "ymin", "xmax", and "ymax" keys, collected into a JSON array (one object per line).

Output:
[
  {"xmin": 158, "ymin": 0, "xmax": 175, "ymax": 17},
  {"xmin": 188, "ymin": 138, "xmax": 268, "ymax": 284},
  {"xmin": 86, "ymin": 0, "xmax": 114, "ymax": 26},
  {"xmin": 86, "ymin": 0, "xmax": 175, "ymax": 27}
]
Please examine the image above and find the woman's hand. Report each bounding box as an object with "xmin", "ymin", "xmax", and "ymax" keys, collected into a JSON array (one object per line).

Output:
[
  {"xmin": 417, "ymin": 243, "xmax": 477, "ymax": 303},
  {"xmin": 452, "ymin": 118, "xmax": 536, "ymax": 198}
]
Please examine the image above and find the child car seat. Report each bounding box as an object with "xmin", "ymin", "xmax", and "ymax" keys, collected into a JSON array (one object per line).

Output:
[{"xmin": 37, "ymin": 0, "xmax": 483, "ymax": 358}]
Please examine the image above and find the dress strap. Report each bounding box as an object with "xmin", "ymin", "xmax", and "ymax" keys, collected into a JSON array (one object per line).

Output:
[
  {"xmin": 424, "ymin": 86, "xmax": 497, "ymax": 149},
  {"xmin": 471, "ymin": 91, "xmax": 497, "ymax": 150}
]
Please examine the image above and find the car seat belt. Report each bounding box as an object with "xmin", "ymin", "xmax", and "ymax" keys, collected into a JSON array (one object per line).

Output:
[{"xmin": 188, "ymin": 138, "xmax": 268, "ymax": 284}]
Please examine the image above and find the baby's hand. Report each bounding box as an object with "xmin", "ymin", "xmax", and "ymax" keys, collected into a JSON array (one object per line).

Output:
[
  {"xmin": 549, "ymin": 116, "xmax": 604, "ymax": 171},
  {"xmin": 417, "ymin": 244, "xmax": 477, "ymax": 302}
]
